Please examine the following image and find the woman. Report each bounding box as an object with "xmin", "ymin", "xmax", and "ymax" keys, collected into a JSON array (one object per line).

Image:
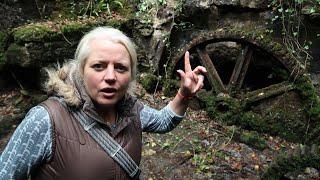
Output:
[{"xmin": 0, "ymin": 27, "xmax": 206, "ymax": 179}]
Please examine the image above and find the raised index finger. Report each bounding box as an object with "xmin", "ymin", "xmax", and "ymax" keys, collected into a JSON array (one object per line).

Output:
[{"xmin": 184, "ymin": 51, "xmax": 192, "ymax": 72}]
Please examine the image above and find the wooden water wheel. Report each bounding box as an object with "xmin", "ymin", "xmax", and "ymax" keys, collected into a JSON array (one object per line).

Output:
[
  {"xmin": 165, "ymin": 28, "xmax": 317, "ymax": 144},
  {"xmin": 169, "ymin": 28, "xmax": 305, "ymax": 105},
  {"xmin": 165, "ymin": 27, "xmax": 320, "ymax": 179}
]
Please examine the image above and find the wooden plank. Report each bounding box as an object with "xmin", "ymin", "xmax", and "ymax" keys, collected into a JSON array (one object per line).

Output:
[
  {"xmin": 244, "ymin": 82, "xmax": 294, "ymax": 104},
  {"xmin": 228, "ymin": 45, "xmax": 253, "ymax": 90},
  {"xmin": 196, "ymin": 46, "xmax": 227, "ymax": 94}
]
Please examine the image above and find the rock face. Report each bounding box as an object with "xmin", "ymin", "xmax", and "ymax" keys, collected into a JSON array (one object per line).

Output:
[
  {"xmin": 213, "ymin": 0, "xmax": 269, "ymax": 9},
  {"xmin": 0, "ymin": 1, "xmax": 41, "ymax": 31},
  {"xmin": 0, "ymin": 0, "xmax": 320, "ymax": 86},
  {"xmin": 5, "ymin": 42, "xmax": 76, "ymax": 68},
  {"xmin": 182, "ymin": 0, "xmax": 218, "ymax": 29},
  {"xmin": 0, "ymin": 17, "xmax": 132, "ymax": 87}
]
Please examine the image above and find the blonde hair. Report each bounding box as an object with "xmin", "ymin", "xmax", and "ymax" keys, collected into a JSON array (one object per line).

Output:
[
  {"xmin": 44, "ymin": 27, "xmax": 137, "ymax": 106},
  {"xmin": 75, "ymin": 27, "xmax": 137, "ymax": 78}
]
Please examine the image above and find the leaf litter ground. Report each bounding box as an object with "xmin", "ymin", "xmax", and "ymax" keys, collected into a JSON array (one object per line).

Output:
[{"xmin": 0, "ymin": 85, "xmax": 318, "ymax": 179}]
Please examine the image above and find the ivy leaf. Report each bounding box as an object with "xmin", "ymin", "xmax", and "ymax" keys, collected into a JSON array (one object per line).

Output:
[
  {"xmin": 309, "ymin": 7, "xmax": 316, "ymax": 14},
  {"xmin": 285, "ymin": 8, "xmax": 294, "ymax": 14},
  {"xmin": 112, "ymin": 1, "xmax": 124, "ymax": 8},
  {"xmin": 295, "ymin": 0, "xmax": 305, "ymax": 4}
]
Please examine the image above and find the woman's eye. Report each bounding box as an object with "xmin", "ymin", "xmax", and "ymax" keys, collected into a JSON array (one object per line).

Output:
[
  {"xmin": 92, "ymin": 64, "xmax": 104, "ymax": 71},
  {"xmin": 116, "ymin": 65, "xmax": 128, "ymax": 73}
]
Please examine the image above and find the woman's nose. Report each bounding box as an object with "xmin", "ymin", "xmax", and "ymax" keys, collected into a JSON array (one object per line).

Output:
[{"xmin": 104, "ymin": 67, "xmax": 116, "ymax": 83}]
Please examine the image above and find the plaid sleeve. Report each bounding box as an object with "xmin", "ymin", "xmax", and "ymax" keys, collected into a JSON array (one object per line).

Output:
[
  {"xmin": 0, "ymin": 106, "xmax": 52, "ymax": 179},
  {"xmin": 140, "ymin": 104, "xmax": 185, "ymax": 133}
]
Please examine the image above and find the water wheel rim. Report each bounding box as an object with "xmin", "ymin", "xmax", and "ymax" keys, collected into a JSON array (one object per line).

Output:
[{"xmin": 169, "ymin": 29, "xmax": 306, "ymax": 105}]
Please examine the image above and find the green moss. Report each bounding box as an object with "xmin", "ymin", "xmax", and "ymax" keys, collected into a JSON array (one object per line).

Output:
[
  {"xmin": 201, "ymin": 91, "xmax": 314, "ymax": 143},
  {"xmin": 50, "ymin": 1, "xmax": 79, "ymax": 20},
  {"xmin": 271, "ymin": 43, "xmax": 283, "ymax": 51},
  {"xmin": 61, "ymin": 18, "xmax": 127, "ymax": 36},
  {"xmin": 0, "ymin": 31, "xmax": 7, "ymax": 51},
  {"xmin": 163, "ymin": 78, "xmax": 179, "ymax": 97},
  {"xmin": 238, "ymin": 130, "xmax": 267, "ymax": 150},
  {"xmin": 139, "ymin": 74, "xmax": 159, "ymax": 93},
  {"xmin": 5, "ymin": 43, "xmax": 30, "ymax": 67},
  {"xmin": 12, "ymin": 18, "xmax": 129, "ymax": 44},
  {"xmin": 13, "ymin": 24, "xmax": 58, "ymax": 43},
  {"xmin": 7, "ymin": 43, "xmax": 24, "ymax": 54},
  {"xmin": 0, "ymin": 52, "xmax": 5, "ymax": 71},
  {"xmin": 239, "ymin": 112, "xmax": 267, "ymax": 132},
  {"xmin": 61, "ymin": 22, "xmax": 88, "ymax": 34},
  {"xmin": 240, "ymin": 109, "xmax": 309, "ymax": 143},
  {"xmin": 272, "ymin": 67, "xmax": 289, "ymax": 80},
  {"xmin": 262, "ymin": 146, "xmax": 320, "ymax": 179},
  {"xmin": 295, "ymin": 75, "xmax": 319, "ymax": 104},
  {"xmin": 110, "ymin": 0, "xmax": 134, "ymax": 18},
  {"xmin": 51, "ymin": 0, "xmax": 134, "ymax": 20},
  {"xmin": 200, "ymin": 94, "xmax": 242, "ymax": 124},
  {"xmin": 0, "ymin": 32, "xmax": 7, "ymax": 69},
  {"xmin": 225, "ymin": 126, "xmax": 267, "ymax": 150},
  {"xmin": 104, "ymin": 18, "xmax": 127, "ymax": 28},
  {"xmin": 294, "ymin": 74, "xmax": 320, "ymax": 143}
]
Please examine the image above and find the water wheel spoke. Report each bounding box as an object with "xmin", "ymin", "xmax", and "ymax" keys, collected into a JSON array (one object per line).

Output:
[
  {"xmin": 228, "ymin": 45, "xmax": 253, "ymax": 90},
  {"xmin": 196, "ymin": 46, "xmax": 227, "ymax": 93},
  {"xmin": 243, "ymin": 82, "xmax": 294, "ymax": 104}
]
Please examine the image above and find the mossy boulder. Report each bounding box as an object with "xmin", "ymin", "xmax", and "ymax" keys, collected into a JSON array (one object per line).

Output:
[
  {"xmin": 295, "ymin": 74, "xmax": 320, "ymax": 143},
  {"xmin": 163, "ymin": 78, "xmax": 180, "ymax": 97},
  {"xmin": 139, "ymin": 73, "xmax": 159, "ymax": 93},
  {"xmin": 5, "ymin": 43, "xmax": 31, "ymax": 67},
  {"xmin": 4, "ymin": 17, "xmax": 131, "ymax": 69},
  {"xmin": 201, "ymin": 84, "xmax": 320, "ymax": 145},
  {"xmin": 262, "ymin": 145, "xmax": 320, "ymax": 179},
  {"xmin": 12, "ymin": 18, "xmax": 129, "ymax": 44},
  {"xmin": 13, "ymin": 24, "xmax": 59, "ymax": 44},
  {"xmin": 225, "ymin": 126, "xmax": 268, "ymax": 150}
]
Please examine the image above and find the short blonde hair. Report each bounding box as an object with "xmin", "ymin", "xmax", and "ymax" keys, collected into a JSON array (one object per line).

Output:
[{"xmin": 75, "ymin": 26, "xmax": 137, "ymax": 79}]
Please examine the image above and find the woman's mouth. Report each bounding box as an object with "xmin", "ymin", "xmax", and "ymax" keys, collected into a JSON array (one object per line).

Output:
[{"xmin": 100, "ymin": 87, "xmax": 117, "ymax": 97}]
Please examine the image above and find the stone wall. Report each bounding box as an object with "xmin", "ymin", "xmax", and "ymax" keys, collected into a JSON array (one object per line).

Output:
[{"xmin": 0, "ymin": 0, "xmax": 319, "ymax": 88}]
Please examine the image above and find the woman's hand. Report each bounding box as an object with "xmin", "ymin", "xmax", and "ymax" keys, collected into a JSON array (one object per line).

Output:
[
  {"xmin": 169, "ymin": 51, "xmax": 207, "ymax": 116},
  {"xmin": 177, "ymin": 51, "xmax": 207, "ymax": 98}
]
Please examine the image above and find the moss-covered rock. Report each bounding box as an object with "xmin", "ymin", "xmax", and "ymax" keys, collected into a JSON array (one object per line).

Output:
[
  {"xmin": 13, "ymin": 24, "xmax": 59, "ymax": 43},
  {"xmin": 61, "ymin": 22, "xmax": 87, "ymax": 35},
  {"xmin": 200, "ymin": 86, "xmax": 320, "ymax": 145},
  {"xmin": 295, "ymin": 74, "xmax": 320, "ymax": 143},
  {"xmin": 5, "ymin": 17, "xmax": 132, "ymax": 69},
  {"xmin": 5, "ymin": 43, "xmax": 31, "ymax": 67},
  {"xmin": 199, "ymin": 94, "xmax": 242, "ymax": 124},
  {"xmin": 60, "ymin": 19, "xmax": 126, "ymax": 36},
  {"xmin": 163, "ymin": 78, "xmax": 180, "ymax": 97},
  {"xmin": 262, "ymin": 145, "xmax": 320, "ymax": 179},
  {"xmin": 139, "ymin": 73, "xmax": 159, "ymax": 93},
  {"xmin": 12, "ymin": 17, "xmax": 130, "ymax": 44},
  {"xmin": 225, "ymin": 126, "xmax": 268, "ymax": 150},
  {"xmin": 238, "ymin": 130, "xmax": 267, "ymax": 150}
]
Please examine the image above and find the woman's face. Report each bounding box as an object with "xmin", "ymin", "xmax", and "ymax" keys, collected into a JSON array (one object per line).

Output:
[{"xmin": 83, "ymin": 38, "xmax": 132, "ymax": 109}]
